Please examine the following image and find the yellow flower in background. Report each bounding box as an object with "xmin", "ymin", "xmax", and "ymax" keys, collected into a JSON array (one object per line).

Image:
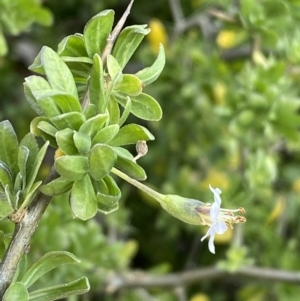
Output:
[
  {"xmin": 213, "ymin": 82, "xmax": 227, "ymax": 105},
  {"xmin": 190, "ymin": 293, "xmax": 210, "ymax": 301},
  {"xmin": 216, "ymin": 29, "xmax": 247, "ymax": 49},
  {"xmin": 201, "ymin": 169, "xmax": 230, "ymax": 191},
  {"xmin": 147, "ymin": 18, "xmax": 168, "ymax": 54},
  {"xmin": 265, "ymin": 196, "xmax": 286, "ymax": 225},
  {"xmin": 292, "ymin": 178, "xmax": 300, "ymax": 193}
]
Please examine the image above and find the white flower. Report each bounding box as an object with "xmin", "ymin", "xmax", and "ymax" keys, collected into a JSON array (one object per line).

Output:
[{"xmin": 201, "ymin": 185, "xmax": 228, "ymax": 253}]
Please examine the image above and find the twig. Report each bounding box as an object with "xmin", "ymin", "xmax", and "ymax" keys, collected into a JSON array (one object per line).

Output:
[
  {"xmin": 0, "ymin": 167, "xmax": 59, "ymax": 297},
  {"xmin": 101, "ymin": 0, "xmax": 134, "ymax": 65},
  {"xmin": 105, "ymin": 266, "xmax": 300, "ymax": 293}
]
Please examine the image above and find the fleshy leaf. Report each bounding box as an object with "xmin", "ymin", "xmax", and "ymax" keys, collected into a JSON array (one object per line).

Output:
[
  {"xmin": 114, "ymin": 74, "xmax": 142, "ymax": 96},
  {"xmin": 50, "ymin": 112, "xmax": 86, "ymax": 131},
  {"xmin": 0, "ymin": 121, "xmax": 19, "ymax": 179},
  {"xmin": 0, "ymin": 161, "xmax": 13, "ymax": 190},
  {"xmin": 39, "ymin": 177, "xmax": 73, "ymax": 196},
  {"xmin": 107, "ymin": 54, "xmax": 122, "ymax": 80},
  {"xmin": 24, "ymin": 141, "xmax": 49, "ymax": 196},
  {"xmin": 73, "ymin": 131, "xmax": 91, "ymax": 154},
  {"xmin": 70, "ymin": 174, "xmax": 97, "ymax": 220},
  {"xmin": 116, "ymin": 93, "xmax": 162, "ymax": 121},
  {"xmin": 3, "ymin": 282, "xmax": 28, "ymax": 301},
  {"xmin": 92, "ymin": 124, "xmax": 119, "ymax": 145},
  {"xmin": 89, "ymin": 144, "xmax": 117, "ymax": 180},
  {"xmin": 95, "ymin": 175, "xmax": 121, "ymax": 214},
  {"xmin": 28, "ymin": 277, "xmax": 90, "ymax": 301},
  {"xmin": 119, "ymin": 96, "xmax": 131, "ymax": 126},
  {"xmin": 58, "ymin": 34, "xmax": 88, "ymax": 57},
  {"xmin": 20, "ymin": 133, "xmax": 39, "ymax": 183},
  {"xmin": 18, "ymin": 146, "xmax": 29, "ymax": 189},
  {"xmin": 0, "ymin": 200, "xmax": 14, "ymax": 220},
  {"xmin": 56, "ymin": 129, "xmax": 78, "ymax": 155},
  {"xmin": 112, "ymin": 25, "xmax": 151, "ymax": 69},
  {"xmin": 83, "ymin": 10, "xmax": 115, "ymax": 58},
  {"xmin": 136, "ymin": 44, "xmax": 165, "ymax": 85},
  {"xmin": 107, "ymin": 95, "xmax": 120, "ymax": 124},
  {"xmin": 21, "ymin": 251, "xmax": 80, "ymax": 288},
  {"xmin": 90, "ymin": 54, "xmax": 106, "ymax": 113},
  {"xmin": 109, "ymin": 123, "xmax": 154, "ymax": 146},
  {"xmin": 41, "ymin": 46, "xmax": 78, "ymax": 98},
  {"xmin": 78, "ymin": 114, "xmax": 108, "ymax": 138},
  {"xmin": 55, "ymin": 156, "xmax": 89, "ymax": 181},
  {"xmin": 115, "ymin": 157, "xmax": 147, "ymax": 181}
]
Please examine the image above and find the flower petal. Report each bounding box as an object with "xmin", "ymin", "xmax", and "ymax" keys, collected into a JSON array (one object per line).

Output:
[
  {"xmin": 210, "ymin": 201, "xmax": 220, "ymax": 221},
  {"xmin": 209, "ymin": 184, "xmax": 222, "ymax": 205},
  {"xmin": 215, "ymin": 221, "xmax": 227, "ymax": 234},
  {"xmin": 208, "ymin": 232, "xmax": 216, "ymax": 254},
  {"xmin": 201, "ymin": 226, "xmax": 213, "ymax": 241}
]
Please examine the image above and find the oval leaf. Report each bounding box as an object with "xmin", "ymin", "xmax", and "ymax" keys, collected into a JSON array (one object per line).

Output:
[
  {"xmin": 56, "ymin": 129, "xmax": 78, "ymax": 155},
  {"xmin": 70, "ymin": 174, "xmax": 97, "ymax": 220},
  {"xmin": 79, "ymin": 114, "xmax": 108, "ymax": 138},
  {"xmin": 73, "ymin": 131, "xmax": 91, "ymax": 154},
  {"xmin": 114, "ymin": 74, "xmax": 142, "ymax": 96},
  {"xmin": 115, "ymin": 156, "xmax": 147, "ymax": 181},
  {"xmin": 92, "ymin": 124, "xmax": 119, "ymax": 145},
  {"xmin": 89, "ymin": 144, "xmax": 117, "ymax": 180},
  {"xmin": 84, "ymin": 10, "xmax": 115, "ymax": 58},
  {"xmin": 55, "ymin": 156, "xmax": 89, "ymax": 181},
  {"xmin": 39, "ymin": 177, "xmax": 73, "ymax": 196},
  {"xmin": 109, "ymin": 123, "xmax": 154, "ymax": 147},
  {"xmin": 41, "ymin": 46, "xmax": 78, "ymax": 98},
  {"xmin": 50, "ymin": 112, "xmax": 86, "ymax": 131}
]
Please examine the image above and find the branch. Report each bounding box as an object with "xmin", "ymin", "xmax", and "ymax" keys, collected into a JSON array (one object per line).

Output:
[
  {"xmin": 101, "ymin": 0, "xmax": 134, "ymax": 64},
  {"xmin": 0, "ymin": 167, "xmax": 59, "ymax": 298},
  {"xmin": 105, "ymin": 266, "xmax": 300, "ymax": 293}
]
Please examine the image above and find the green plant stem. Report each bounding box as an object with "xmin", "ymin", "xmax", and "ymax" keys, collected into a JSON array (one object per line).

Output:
[
  {"xmin": 111, "ymin": 167, "xmax": 165, "ymax": 203},
  {"xmin": 0, "ymin": 167, "xmax": 59, "ymax": 298}
]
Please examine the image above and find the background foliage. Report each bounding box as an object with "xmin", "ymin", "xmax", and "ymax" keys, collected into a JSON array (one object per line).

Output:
[{"xmin": 1, "ymin": 0, "xmax": 300, "ymax": 300}]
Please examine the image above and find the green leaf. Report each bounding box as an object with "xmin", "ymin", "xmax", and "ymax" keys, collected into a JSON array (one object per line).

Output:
[
  {"xmin": 24, "ymin": 76, "xmax": 61, "ymax": 117},
  {"xmin": 115, "ymin": 157, "xmax": 147, "ymax": 181},
  {"xmin": 20, "ymin": 133, "xmax": 39, "ymax": 183},
  {"xmin": 37, "ymin": 121, "xmax": 58, "ymax": 137},
  {"xmin": 92, "ymin": 124, "xmax": 119, "ymax": 145},
  {"xmin": 3, "ymin": 282, "xmax": 28, "ymax": 301},
  {"xmin": 109, "ymin": 124, "xmax": 154, "ymax": 146},
  {"xmin": 39, "ymin": 177, "xmax": 73, "ymax": 196},
  {"xmin": 0, "ymin": 199, "xmax": 14, "ymax": 220},
  {"xmin": 56, "ymin": 129, "xmax": 78, "ymax": 155},
  {"xmin": 18, "ymin": 146, "xmax": 29, "ymax": 189},
  {"xmin": 24, "ymin": 141, "xmax": 49, "ymax": 196},
  {"xmin": 55, "ymin": 156, "xmax": 89, "ymax": 181},
  {"xmin": 83, "ymin": 104, "xmax": 98, "ymax": 119},
  {"xmin": 70, "ymin": 174, "xmax": 97, "ymax": 220},
  {"xmin": 90, "ymin": 54, "xmax": 106, "ymax": 113},
  {"xmin": 114, "ymin": 74, "xmax": 142, "ymax": 96},
  {"xmin": 0, "ymin": 161, "xmax": 13, "ymax": 190},
  {"xmin": 22, "ymin": 181, "xmax": 42, "ymax": 208},
  {"xmin": 58, "ymin": 35, "xmax": 88, "ymax": 57},
  {"xmin": 29, "ymin": 277, "xmax": 89, "ymax": 301},
  {"xmin": 84, "ymin": 10, "xmax": 115, "ymax": 58},
  {"xmin": 95, "ymin": 175, "xmax": 121, "ymax": 214},
  {"xmin": 79, "ymin": 114, "xmax": 108, "ymax": 138},
  {"xmin": 28, "ymin": 50, "xmax": 44, "ymax": 75},
  {"xmin": 0, "ymin": 121, "xmax": 19, "ymax": 179},
  {"xmin": 117, "ymin": 93, "xmax": 162, "ymax": 121},
  {"xmin": 73, "ymin": 131, "xmax": 91, "ymax": 154},
  {"xmin": 89, "ymin": 144, "xmax": 117, "ymax": 180},
  {"xmin": 107, "ymin": 54, "xmax": 122, "ymax": 80},
  {"xmin": 119, "ymin": 96, "xmax": 132, "ymax": 126},
  {"xmin": 21, "ymin": 251, "xmax": 80, "ymax": 288},
  {"xmin": 136, "ymin": 44, "xmax": 165, "ymax": 85},
  {"xmin": 30, "ymin": 117, "xmax": 57, "ymax": 146},
  {"xmin": 107, "ymin": 95, "xmax": 120, "ymax": 124},
  {"xmin": 112, "ymin": 25, "xmax": 151, "ymax": 69},
  {"xmin": 50, "ymin": 112, "xmax": 86, "ymax": 131},
  {"xmin": 41, "ymin": 46, "xmax": 78, "ymax": 98},
  {"xmin": 33, "ymin": 90, "xmax": 82, "ymax": 113},
  {"xmin": 112, "ymin": 147, "xmax": 134, "ymax": 161}
]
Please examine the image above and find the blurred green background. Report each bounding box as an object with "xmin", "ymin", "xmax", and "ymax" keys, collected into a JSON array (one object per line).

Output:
[{"xmin": 2, "ymin": 0, "xmax": 300, "ymax": 300}]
